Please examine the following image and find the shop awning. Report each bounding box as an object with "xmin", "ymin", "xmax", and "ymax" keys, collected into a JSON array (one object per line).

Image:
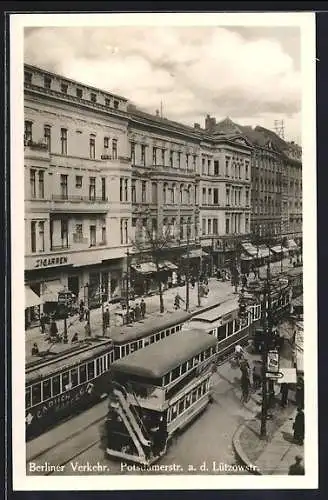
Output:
[
  {"xmin": 25, "ymin": 286, "xmax": 42, "ymax": 308},
  {"xmin": 271, "ymin": 245, "xmax": 289, "ymax": 255},
  {"xmin": 241, "ymin": 242, "xmax": 258, "ymax": 257},
  {"xmin": 131, "ymin": 262, "xmax": 158, "ymax": 275},
  {"xmin": 42, "ymin": 280, "xmax": 63, "ymax": 302},
  {"xmin": 257, "ymin": 246, "xmax": 270, "ymax": 258},
  {"xmin": 182, "ymin": 249, "xmax": 208, "ymax": 259},
  {"xmin": 160, "ymin": 260, "xmax": 178, "ymax": 271},
  {"xmin": 240, "ymin": 253, "xmax": 253, "ymax": 261},
  {"xmin": 287, "ymin": 239, "xmax": 298, "ymax": 250}
]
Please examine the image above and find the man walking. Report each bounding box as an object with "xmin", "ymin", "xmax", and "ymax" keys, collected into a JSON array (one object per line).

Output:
[
  {"xmin": 140, "ymin": 298, "xmax": 146, "ymax": 319},
  {"xmin": 293, "ymin": 408, "xmax": 305, "ymax": 445},
  {"xmin": 288, "ymin": 455, "xmax": 305, "ymax": 475}
]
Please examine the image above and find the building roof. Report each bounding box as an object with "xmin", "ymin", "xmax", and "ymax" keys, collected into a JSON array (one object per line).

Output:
[{"xmin": 111, "ymin": 329, "xmax": 217, "ymax": 379}]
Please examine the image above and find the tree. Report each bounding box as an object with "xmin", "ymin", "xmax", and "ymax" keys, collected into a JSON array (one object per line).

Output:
[{"xmin": 131, "ymin": 217, "xmax": 175, "ymax": 314}]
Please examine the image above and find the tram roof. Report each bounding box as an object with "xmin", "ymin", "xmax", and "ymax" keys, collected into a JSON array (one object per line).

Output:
[
  {"xmin": 26, "ymin": 338, "xmax": 113, "ymax": 384},
  {"xmin": 190, "ymin": 298, "xmax": 239, "ymax": 323},
  {"xmin": 111, "ymin": 329, "xmax": 217, "ymax": 378},
  {"xmin": 109, "ymin": 309, "xmax": 192, "ymax": 344}
]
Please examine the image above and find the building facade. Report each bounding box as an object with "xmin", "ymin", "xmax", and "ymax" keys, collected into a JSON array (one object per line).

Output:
[{"xmin": 24, "ymin": 64, "xmax": 131, "ymax": 325}]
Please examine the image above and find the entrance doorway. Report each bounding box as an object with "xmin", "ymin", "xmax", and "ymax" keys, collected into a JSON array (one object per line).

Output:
[{"xmin": 68, "ymin": 275, "xmax": 79, "ymax": 297}]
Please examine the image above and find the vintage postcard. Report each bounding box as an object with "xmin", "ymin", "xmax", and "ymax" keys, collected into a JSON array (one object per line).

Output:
[{"xmin": 10, "ymin": 11, "xmax": 317, "ymax": 490}]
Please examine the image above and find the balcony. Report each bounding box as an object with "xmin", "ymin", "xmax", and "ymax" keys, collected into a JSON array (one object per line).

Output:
[
  {"xmin": 50, "ymin": 244, "xmax": 71, "ymax": 252},
  {"xmin": 24, "ymin": 140, "xmax": 50, "ymax": 162},
  {"xmin": 50, "ymin": 194, "xmax": 109, "ymax": 213}
]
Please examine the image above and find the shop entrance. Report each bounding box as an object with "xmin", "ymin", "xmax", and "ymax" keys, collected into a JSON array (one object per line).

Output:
[{"xmin": 68, "ymin": 275, "xmax": 79, "ymax": 297}]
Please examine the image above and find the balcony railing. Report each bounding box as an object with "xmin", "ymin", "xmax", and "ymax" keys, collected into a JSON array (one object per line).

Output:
[
  {"xmin": 52, "ymin": 194, "xmax": 108, "ymax": 203},
  {"xmin": 24, "ymin": 140, "xmax": 49, "ymax": 151}
]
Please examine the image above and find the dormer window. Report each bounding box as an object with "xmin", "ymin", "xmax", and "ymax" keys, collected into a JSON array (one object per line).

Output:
[
  {"xmin": 90, "ymin": 93, "xmax": 97, "ymax": 103},
  {"xmin": 44, "ymin": 76, "xmax": 51, "ymax": 89},
  {"xmin": 105, "ymin": 98, "xmax": 111, "ymax": 107},
  {"xmin": 61, "ymin": 83, "xmax": 68, "ymax": 94},
  {"xmin": 76, "ymin": 88, "xmax": 83, "ymax": 99},
  {"xmin": 24, "ymin": 71, "xmax": 32, "ymax": 85},
  {"xmin": 113, "ymin": 100, "xmax": 119, "ymax": 109}
]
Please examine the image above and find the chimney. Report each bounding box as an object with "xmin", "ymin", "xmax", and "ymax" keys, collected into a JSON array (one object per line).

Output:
[
  {"xmin": 194, "ymin": 123, "xmax": 200, "ymax": 129},
  {"xmin": 205, "ymin": 115, "xmax": 216, "ymax": 131}
]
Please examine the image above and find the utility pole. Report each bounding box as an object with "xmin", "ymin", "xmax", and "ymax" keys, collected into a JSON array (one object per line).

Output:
[
  {"xmin": 260, "ymin": 246, "xmax": 272, "ymax": 438},
  {"xmin": 185, "ymin": 223, "xmax": 190, "ymax": 312},
  {"xmin": 197, "ymin": 248, "xmax": 202, "ymax": 307},
  {"xmin": 100, "ymin": 273, "xmax": 105, "ymax": 336}
]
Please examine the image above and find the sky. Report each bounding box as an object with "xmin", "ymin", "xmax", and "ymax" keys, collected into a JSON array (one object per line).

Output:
[{"xmin": 24, "ymin": 25, "xmax": 301, "ymax": 143}]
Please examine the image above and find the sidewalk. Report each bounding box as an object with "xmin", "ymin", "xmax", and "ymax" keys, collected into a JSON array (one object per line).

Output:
[{"xmin": 25, "ymin": 278, "xmax": 236, "ymax": 358}]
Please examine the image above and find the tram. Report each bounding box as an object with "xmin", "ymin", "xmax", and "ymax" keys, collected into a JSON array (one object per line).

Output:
[
  {"xmin": 285, "ymin": 266, "xmax": 303, "ymax": 298},
  {"xmin": 105, "ymin": 330, "xmax": 217, "ymax": 465},
  {"xmin": 110, "ymin": 309, "xmax": 192, "ymax": 360},
  {"xmin": 181, "ymin": 297, "xmax": 262, "ymax": 362},
  {"xmin": 25, "ymin": 337, "xmax": 114, "ymax": 439}
]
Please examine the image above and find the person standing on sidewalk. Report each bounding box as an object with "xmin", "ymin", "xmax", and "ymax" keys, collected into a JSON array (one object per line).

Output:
[
  {"xmin": 288, "ymin": 455, "xmax": 305, "ymax": 475},
  {"xmin": 140, "ymin": 298, "xmax": 146, "ymax": 319},
  {"xmin": 293, "ymin": 408, "xmax": 305, "ymax": 445},
  {"xmin": 40, "ymin": 313, "xmax": 46, "ymax": 334},
  {"xmin": 280, "ymin": 382, "xmax": 289, "ymax": 408}
]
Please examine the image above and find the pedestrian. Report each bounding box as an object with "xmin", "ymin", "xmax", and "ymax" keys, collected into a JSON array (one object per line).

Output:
[
  {"xmin": 252, "ymin": 362, "xmax": 262, "ymax": 390},
  {"xmin": 293, "ymin": 408, "xmax": 305, "ymax": 445},
  {"xmin": 140, "ymin": 298, "xmax": 146, "ymax": 319},
  {"xmin": 71, "ymin": 332, "xmax": 79, "ymax": 343},
  {"xmin": 241, "ymin": 274, "xmax": 247, "ymax": 288},
  {"xmin": 288, "ymin": 455, "xmax": 305, "ymax": 475},
  {"xmin": 49, "ymin": 318, "xmax": 58, "ymax": 337},
  {"xmin": 134, "ymin": 303, "xmax": 141, "ymax": 321},
  {"xmin": 103, "ymin": 307, "xmax": 110, "ymax": 329},
  {"xmin": 31, "ymin": 342, "xmax": 39, "ymax": 356},
  {"xmin": 40, "ymin": 313, "xmax": 46, "ymax": 334},
  {"xmin": 241, "ymin": 372, "xmax": 250, "ymax": 403},
  {"xmin": 280, "ymin": 382, "xmax": 289, "ymax": 408},
  {"xmin": 85, "ymin": 307, "xmax": 90, "ymax": 322},
  {"xmin": 174, "ymin": 293, "xmax": 184, "ymax": 309},
  {"xmin": 296, "ymin": 378, "xmax": 304, "ymax": 410},
  {"xmin": 84, "ymin": 320, "xmax": 91, "ymax": 337}
]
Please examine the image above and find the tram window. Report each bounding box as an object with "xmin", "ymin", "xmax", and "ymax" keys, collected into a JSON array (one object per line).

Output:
[
  {"xmin": 31, "ymin": 383, "xmax": 41, "ymax": 406},
  {"xmin": 205, "ymin": 348, "xmax": 211, "ymax": 359},
  {"xmin": 217, "ymin": 325, "xmax": 226, "ymax": 342},
  {"xmin": 200, "ymin": 352, "xmax": 205, "ymax": 362},
  {"xmin": 150, "ymin": 335, "xmax": 155, "ymax": 344},
  {"xmin": 185, "ymin": 394, "xmax": 191, "ymax": 408},
  {"xmin": 234, "ymin": 319, "xmax": 240, "ymax": 333},
  {"xmin": 42, "ymin": 379, "xmax": 52, "ymax": 400},
  {"xmin": 79, "ymin": 364, "xmax": 87, "ymax": 384},
  {"xmin": 62, "ymin": 371, "xmax": 70, "ymax": 391},
  {"xmin": 155, "ymin": 333, "xmax": 161, "ymax": 342},
  {"xmin": 164, "ymin": 373, "xmax": 170, "ymax": 385},
  {"xmin": 52, "ymin": 375, "xmax": 61, "ymax": 396},
  {"xmin": 138, "ymin": 340, "xmax": 143, "ymax": 349},
  {"xmin": 87, "ymin": 361, "xmax": 95, "ymax": 380},
  {"xmin": 171, "ymin": 404, "xmax": 178, "ymax": 419},
  {"xmin": 25, "ymin": 388, "xmax": 31, "ymax": 409},
  {"xmin": 130, "ymin": 342, "xmax": 137, "ymax": 353},
  {"xmin": 227, "ymin": 321, "xmax": 233, "ymax": 336},
  {"xmin": 96, "ymin": 358, "xmax": 101, "ymax": 377},
  {"xmin": 170, "ymin": 327, "xmax": 175, "ymax": 334},
  {"xmin": 71, "ymin": 368, "xmax": 79, "ymax": 387},
  {"xmin": 191, "ymin": 390, "xmax": 197, "ymax": 403},
  {"xmin": 144, "ymin": 338, "xmax": 150, "ymax": 347},
  {"xmin": 181, "ymin": 362, "xmax": 188, "ymax": 374},
  {"xmin": 178, "ymin": 400, "xmax": 185, "ymax": 414},
  {"xmin": 172, "ymin": 366, "xmax": 181, "ymax": 381},
  {"xmin": 125, "ymin": 345, "xmax": 130, "ymax": 356}
]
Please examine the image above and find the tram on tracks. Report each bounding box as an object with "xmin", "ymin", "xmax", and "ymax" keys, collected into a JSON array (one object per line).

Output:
[
  {"xmin": 25, "ymin": 337, "xmax": 114, "ymax": 440},
  {"xmin": 105, "ymin": 330, "xmax": 217, "ymax": 465}
]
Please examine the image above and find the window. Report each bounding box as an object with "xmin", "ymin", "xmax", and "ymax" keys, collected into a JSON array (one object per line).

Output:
[
  {"xmin": 32, "ymin": 383, "xmax": 41, "ymax": 406},
  {"xmin": 152, "ymin": 147, "xmax": 157, "ymax": 165},
  {"xmin": 141, "ymin": 144, "xmax": 146, "ymax": 166},
  {"xmin": 61, "ymin": 83, "xmax": 68, "ymax": 94},
  {"xmin": 225, "ymin": 158, "xmax": 229, "ymax": 176},
  {"xmin": 76, "ymin": 88, "xmax": 83, "ymax": 98},
  {"xmin": 113, "ymin": 99, "xmax": 119, "ymax": 109},
  {"xmin": 208, "ymin": 159, "xmax": 211, "ymax": 172},
  {"xmin": 112, "ymin": 139, "xmax": 117, "ymax": 159},
  {"xmin": 105, "ymin": 98, "xmax": 110, "ymax": 107},
  {"xmin": 177, "ymin": 152, "xmax": 181, "ymax": 168},
  {"xmin": 89, "ymin": 177, "xmax": 96, "ymax": 200},
  {"xmin": 226, "ymin": 188, "xmax": 230, "ymax": 205},
  {"xmin": 213, "ymin": 219, "xmax": 218, "ymax": 234},
  {"xmin": 101, "ymin": 225, "xmax": 106, "ymax": 244},
  {"xmin": 101, "ymin": 177, "xmax": 106, "ymax": 201},
  {"xmin": 213, "ymin": 188, "xmax": 219, "ymax": 204},
  {"xmin": 214, "ymin": 160, "xmax": 219, "ymax": 175},
  {"xmin": 120, "ymin": 219, "xmax": 128, "ymax": 244},
  {"xmin": 90, "ymin": 225, "xmax": 96, "ymax": 247},
  {"xmin": 42, "ymin": 379, "xmax": 51, "ymax": 400},
  {"xmin": 120, "ymin": 178, "xmax": 123, "ymax": 202},
  {"xmin": 217, "ymin": 325, "xmax": 226, "ymax": 342},
  {"xmin": 90, "ymin": 93, "xmax": 97, "ymax": 103},
  {"xmin": 75, "ymin": 175, "xmax": 83, "ymax": 188},
  {"xmin": 208, "ymin": 188, "xmax": 212, "ymax": 204},
  {"xmin": 141, "ymin": 181, "xmax": 146, "ymax": 203},
  {"xmin": 89, "ymin": 136, "xmax": 96, "ymax": 159},
  {"xmin": 87, "ymin": 361, "xmax": 95, "ymax": 379},
  {"xmin": 186, "ymin": 154, "xmax": 190, "ymax": 169},
  {"xmin": 61, "ymin": 219, "xmax": 68, "ymax": 248},
  {"xmin": 60, "ymin": 174, "xmax": 68, "ymax": 199},
  {"xmin": 130, "ymin": 142, "xmax": 135, "ymax": 164},
  {"xmin": 24, "ymin": 71, "xmax": 32, "ymax": 84},
  {"xmin": 193, "ymin": 155, "xmax": 197, "ymax": 170},
  {"xmin": 245, "ymin": 163, "xmax": 249, "ymax": 179},
  {"xmin": 24, "ymin": 121, "xmax": 32, "ymax": 144},
  {"xmin": 60, "ymin": 128, "xmax": 67, "ymax": 155},
  {"xmin": 38, "ymin": 170, "xmax": 44, "ymax": 198},
  {"xmin": 202, "ymin": 158, "xmax": 206, "ymax": 175},
  {"xmin": 124, "ymin": 179, "xmax": 128, "ymax": 202},
  {"xmin": 131, "ymin": 179, "xmax": 136, "ymax": 203},
  {"xmin": 31, "ymin": 221, "xmax": 36, "ymax": 253},
  {"xmin": 202, "ymin": 188, "xmax": 206, "ymax": 205},
  {"xmin": 225, "ymin": 218, "xmax": 230, "ymax": 234},
  {"xmin": 169, "ymin": 150, "xmax": 173, "ymax": 167},
  {"xmin": 79, "ymin": 364, "xmax": 87, "ymax": 383},
  {"xmin": 151, "ymin": 182, "xmax": 157, "ymax": 203},
  {"xmin": 71, "ymin": 368, "xmax": 78, "ymax": 387},
  {"xmin": 208, "ymin": 219, "xmax": 212, "ymax": 235},
  {"xmin": 246, "ymin": 190, "xmax": 249, "ymax": 206},
  {"xmin": 30, "ymin": 169, "xmax": 36, "ymax": 198},
  {"xmin": 161, "ymin": 148, "xmax": 165, "ymax": 165},
  {"xmin": 163, "ymin": 183, "xmax": 167, "ymax": 204},
  {"xmin": 171, "ymin": 184, "xmax": 175, "ymax": 204},
  {"xmin": 202, "ymin": 218, "xmax": 206, "ymax": 235},
  {"xmin": 104, "ymin": 137, "xmax": 109, "ymax": 149},
  {"xmin": 75, "ymin": 224, "xmax": 83, "ymax": 241},
  {"xmin": 44, "ymin": 76, "xmax": 51, "ymax": 89}
]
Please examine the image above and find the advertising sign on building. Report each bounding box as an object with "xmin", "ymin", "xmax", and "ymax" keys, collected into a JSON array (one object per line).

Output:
[{"xmin": 267, "ymin": 349, "xmax": 280, "ymax": 374}]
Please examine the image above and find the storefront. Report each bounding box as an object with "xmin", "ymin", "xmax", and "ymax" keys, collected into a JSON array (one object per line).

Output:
[
  {"xmin": 130, "ymin": 260, "xmax": 178, "ymax": 297},
  {"xmin": 25, "ymin": 285, "xmax": 42, "ymax": 329},
  {"xmin": 270, "ymin": 245, "xmax": 289, "ymax": 262}
]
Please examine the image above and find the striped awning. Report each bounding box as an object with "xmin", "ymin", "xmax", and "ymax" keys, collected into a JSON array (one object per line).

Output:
[
  {"xmin": 25, "ymin": 286, "xmax": 42, "ymax": 308},
  {"xmin": 241, "ymin": 242, "xmax": 258, "ymax": 257},
  {"xmin": 271, "ymin": 245, "xmax": 289, "ymax": 254}
]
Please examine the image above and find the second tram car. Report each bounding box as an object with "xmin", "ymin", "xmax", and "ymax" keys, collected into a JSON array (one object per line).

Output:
[
  {"xmin": 25, "ymin": 338, "xmax": 114, "ymax": 439},
  {"xmin": 105, "ymin": 330, "xmax": 217, "ymax": 465}
]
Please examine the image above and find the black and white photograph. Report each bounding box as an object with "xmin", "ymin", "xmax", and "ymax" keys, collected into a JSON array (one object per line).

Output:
[{"xmin": 10, "ymin": 12, "xmax": 317, "ymax": 490}]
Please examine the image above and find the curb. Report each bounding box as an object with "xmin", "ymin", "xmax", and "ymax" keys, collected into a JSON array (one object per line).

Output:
[{"xmin": 232, "ymin": 421, "xmax": 262, "ymax": 475}]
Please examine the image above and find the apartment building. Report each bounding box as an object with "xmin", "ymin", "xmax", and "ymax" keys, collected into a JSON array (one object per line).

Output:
[{"xmin": 24, "ymin": 64, "xmax": 131, "ymax": 324}]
